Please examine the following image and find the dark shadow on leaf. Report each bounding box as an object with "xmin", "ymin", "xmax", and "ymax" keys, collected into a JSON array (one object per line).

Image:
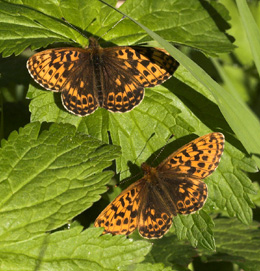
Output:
[
  {"xmin": 164, "ymin": 77, "xmax": 232, "ymax": 133},
  {"xmin": 38, "ymin": 122, "xmax": 53, "ymax": 135},
  {"xmin": 143, "ymin": 233, "xmax": 197, "ymax": 270},
  {"xmin": 53, "ymin": 92, "xmax": 67, "ymax": 112},
  {"xmin": 146, "ymin": 133, "xmax": 198, "ymax": 167},
  {"xmin": 199, "ymin": 0, "xmax": 235, "ymax": 44}
]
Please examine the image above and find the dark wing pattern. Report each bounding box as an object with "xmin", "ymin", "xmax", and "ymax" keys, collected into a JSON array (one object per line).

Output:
[
  {"xmin": 27, "ymin": 40, "xmax": 179, "ymax": 116},
  {"xmin": 27, "ymin": 48, "xmax": 98, "ymax": 116},
  {"xmin": 157, "ymin": 133, "xmax": 225, "ymax": 179},
  {"xmin": 137, "ymin": 180, "xmax": 173, "ymax": 239},
  {"xmin": 100, "ymin": 46, "xmax": 179, "ymax": 112},
  {"xmin": 158, "ymin": 174, "xmax": 208, "ymax": 215},
  {"xmin": 94, "ymin": 179, "xmax": 145, "ymax": 236}
]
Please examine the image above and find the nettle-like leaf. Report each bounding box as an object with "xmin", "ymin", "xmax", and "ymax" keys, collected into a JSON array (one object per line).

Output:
[
  {"xmin": 143, "ymin": 218, "xmax": 260, "ymax": 271},
  {"xmin": 143, "ymin": 233, "xmax": 197, "ymax": 271},
  {"xmin": 173, "ymin": 210, "xmax": 215, "ymax": 250},
  {"xmin": 0, "ymin": 0, "xmax": 233, "ymax": 57},
  {"xmin": 200, "ymin": 218, "xmax": 260, "ymax": 271},
  {"xmin": 0, "ymin": 122, "xmax": 120, "ymax": 242},
  {"xmin": 0, "ymin": 226, "xmax": 152, "ymax": 271}
]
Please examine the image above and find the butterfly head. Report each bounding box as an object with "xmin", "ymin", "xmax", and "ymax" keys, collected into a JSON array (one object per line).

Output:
[
  {"xmin": 141, "ymin": 162, "xmax": 151, "ymax": 174},
  {"xmin": 141, "ymin": 162, "xmax": 159, "ymax": 184}
]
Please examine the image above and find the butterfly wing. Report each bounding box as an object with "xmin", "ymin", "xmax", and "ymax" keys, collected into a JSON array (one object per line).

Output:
[
  {"xmin": 100, "ymin": 46, "xmax": 179, "ymax": 112},
  {"xmin": 157, "ymin": 132, "xmax": 225, "ymax": 179},
  {"xmin": 94, "ymin": 179, "xmax": 146, "ymax": 236},
  {"xmin": 156, "ymin": 133, "xmax": 224, "ymax": 214},
  {"xmin": 157, "ymin": 175, "xmax": 208, "ymax": 215},
  {"xmin": 27, "ymin": 48, "xmax": 98, "ymax": 116}
]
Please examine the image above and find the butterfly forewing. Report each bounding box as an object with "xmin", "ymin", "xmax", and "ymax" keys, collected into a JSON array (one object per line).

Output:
[
  {"xmin": 27, "ymin": 48, "xmax": 86, "ymax": 91},
  {"xmin": 105, "ymin": 46, "xmax": 178, "ymax": 87},
  {"xmin": 157, "ymin": 132, "xmax": 225, "ymax": 179}
]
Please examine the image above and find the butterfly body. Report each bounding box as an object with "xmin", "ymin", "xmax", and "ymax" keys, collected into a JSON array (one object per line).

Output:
[
  {"xmin": 95, "ymin": 133, "xmax": 225, "ymax": 239},
  {"xmin": 27, "ymin": 37, "xmax": 179, "ymax": 116}
]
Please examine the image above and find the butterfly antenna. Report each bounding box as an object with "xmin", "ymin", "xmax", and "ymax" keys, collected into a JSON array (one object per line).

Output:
[
  {"xmin": 134, "ymin": 132, "xmax": 155, "ymax": 164},
  {"xmin": 151, "ymin": 134, "xmax": 174, "ymax": 165},
  {"xmin": 61, "ymin": 17, "xmax": 95, "ymax": 41},
  {"xmin": 98, "ymin": 15, "xmax": 126, "ymax": 41},
  {"xmin": 115, "ymin": 133, "xmax": 155, "ymax": 187},
  {"xmin": 118, "ymin": 132, "xmax": 155, "ymax": 175}
]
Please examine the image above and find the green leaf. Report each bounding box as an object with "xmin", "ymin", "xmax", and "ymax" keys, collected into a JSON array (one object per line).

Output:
[
  {"xmin": 122, "ymin": 263, "xmax": 176, "ymax": 271},
  {"xmin": 0, "ymin": 226, "xmax": 152, "ymax": 271},
  {"xmin": 0, "ymin": 1, "xmax": 72, "ymax": 57},
  {"xmin": 174, "ymin": 210, "xmax": 215, "ymax": 250},
  {"xmin": 27, "ymin": 85, "xmax": 110, "ymax": 142},
  {"xmin": 0, "ymin": 122, "xmax": 120, "ymax": 242},
  {"xmin": 0, "ymin": 0, "xmax": 234, "ymax": 57},
  {"xmin": 201, "ymin": 218, "xmax": 260, "ymax": 271},
  {"xmin": 236, "ymin": 0, "xmax": 260, "ymax": 76},
  {"xmin": 114, "ymin": 0, "xmax": 234, "ymax": 56},
  {"xmin": 250, "ymin": 182, "xmax": 260, "ymax": 207},
  {"xmin": 144, "ymin": 234, "xmax": 197, "ymax": 271},
  {"xmin": 108, "ymin": 86, "xmax": 185, "ymax": 177}
]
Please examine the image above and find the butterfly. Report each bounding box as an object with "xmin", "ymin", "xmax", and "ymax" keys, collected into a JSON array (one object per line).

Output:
[
  {"xmin": 94, "ymin": 132, "xmax": 225, "ymax": 239},
  {"xmin": 27, "ymin": 36, "xmax": 179, "ymax": 116}
]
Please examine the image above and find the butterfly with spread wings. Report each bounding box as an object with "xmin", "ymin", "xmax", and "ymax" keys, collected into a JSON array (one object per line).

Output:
[
  {"xmin": 95, "ymin": 132, "xmax": 225, "ymax": 239},
  {"xmin": 27, "ymin": 37, "xmax": 179, "ymax": 116}
]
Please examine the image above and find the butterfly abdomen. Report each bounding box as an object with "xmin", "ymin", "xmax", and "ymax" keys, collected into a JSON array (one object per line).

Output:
[{"xmin": 88, "ymin": 46, "xmax": 106, "ymax": 107}]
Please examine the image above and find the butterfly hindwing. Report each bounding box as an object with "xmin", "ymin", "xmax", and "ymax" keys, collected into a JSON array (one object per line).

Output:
[
  {"xmin": 158, "ymin": 174, "xmax": 208, "ymax": 215},
  {"xmin": 94, "ymin": 179, "xmax": 145, "ymax": 236}
]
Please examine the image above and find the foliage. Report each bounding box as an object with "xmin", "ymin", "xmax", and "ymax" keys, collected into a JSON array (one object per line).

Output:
[{"xmin": 0, "ymin": 0, "xmax": 259, "ymax": 270}]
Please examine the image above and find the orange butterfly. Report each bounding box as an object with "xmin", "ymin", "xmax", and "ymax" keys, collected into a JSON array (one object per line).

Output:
[
  {"xmin": 95, "ymin": 133, "xmax": 225, "ymax": 239},
  {"xmin": 27, "ymin": 37, "xmax": 179, "ymax": 116}
]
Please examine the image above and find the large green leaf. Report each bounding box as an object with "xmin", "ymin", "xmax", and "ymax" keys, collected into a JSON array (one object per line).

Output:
[
  {"xmin": 201, "ymin": 218, "xmax": 260, "ymax": 271},
  {"xmin": 0, "ymin": 0, "xmax": 234, "ymax": 57},
  {"xmin": 0, "ymin": 122, "xmax": 120, "ymax": 242},
  {"xmin": 0, "ymin": 225, "xmax": 152, "ymax": 271}
]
